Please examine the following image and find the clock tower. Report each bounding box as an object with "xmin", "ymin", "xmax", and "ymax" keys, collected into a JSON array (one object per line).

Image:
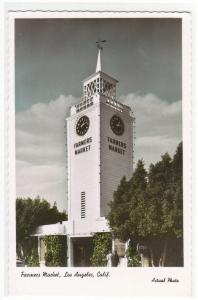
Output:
[{"xmin": 65, "ymin": 47, "xmax": 134, "ymax": 266}]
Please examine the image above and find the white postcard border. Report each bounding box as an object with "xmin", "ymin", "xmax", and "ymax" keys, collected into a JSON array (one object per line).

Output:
[{"xmin": 4, "ymin": 7, "xmax": 192, "ymax": 297}]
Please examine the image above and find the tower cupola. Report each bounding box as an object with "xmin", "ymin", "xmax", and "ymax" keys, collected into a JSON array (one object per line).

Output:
[{"xmin": 82, "ymin": 44, "xmax": 118, "ymax": 102}]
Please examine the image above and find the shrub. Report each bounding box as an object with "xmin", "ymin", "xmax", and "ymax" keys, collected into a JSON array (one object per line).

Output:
[
  {"xmin": 90, "ymin": 232, "xmax": 112, "ymax": 266},
  {"xmin": 44, "ymin": 235, "xmax": 67, "ymax": 267},
  {"xmin": 25, "ymin": 238, "xmax": 39, "ymax": 267}
]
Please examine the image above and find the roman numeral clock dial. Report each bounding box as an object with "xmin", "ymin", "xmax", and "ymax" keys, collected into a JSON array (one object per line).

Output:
[{"xmin": 76, "ymin": 115, "xmax": 90, "ymax": 136}]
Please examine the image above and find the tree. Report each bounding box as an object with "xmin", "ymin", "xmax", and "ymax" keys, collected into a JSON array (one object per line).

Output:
[
  {"xmin": 16, "ymin": 197, "xmax": 67, "ymax": 260},
  {"xmin": 108, "ymin": 160, "xmax": 147, "ymax": 241},
  {"xmin": 25, "ymin": 237, "xmax": 39, "ymax": 267},
  {"xmin": 108, "ymin": 176, "xmax": 131, "ymax": 241},
  {"xmin": 107, "ymin": 143, "xmax": 183, "ymax": 267},
  {"xmin": 160, "ymin": 142, "xmax": 183, "ymax": 266}
]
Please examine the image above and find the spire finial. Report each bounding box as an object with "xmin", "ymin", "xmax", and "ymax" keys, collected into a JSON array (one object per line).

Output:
[{"xmin": 96, "ymin": 39, "xmax": 106, "ymax": 72}]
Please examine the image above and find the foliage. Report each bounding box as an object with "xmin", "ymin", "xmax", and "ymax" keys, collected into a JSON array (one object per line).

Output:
[
  {"xmin": 90, "ymin": 232, "xmax": 112, "ymax": 266},
  {"xmin": 108, "ymin": 160, "xmax": 147, "ymax": 241},
  {"xmin": 44, "ymin": 235, "xmax": 67, "ymax": 267},
  {"xmin": 107, "ymin": 142, "xmax": 183, "ymax": 266},
  {"xmin": 26, "ymin": 247, "xmax": 39, "ymax": 267},
  {"xmin": 107, "ymin": 176, "xmax": 131, "ymax": 241},
  {"xmin": 16, "ymin": 197, "xmax": 67, "ymax": 260},
  {"xmin": 125, "ymin": 243, "xmax": 140, "ymax": 267}
]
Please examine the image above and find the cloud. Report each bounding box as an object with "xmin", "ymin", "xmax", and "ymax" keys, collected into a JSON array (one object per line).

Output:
[
  {"xmin": 16, "ymin": 95, "xmax": 79, "ymax": 165},
  {"xmin": 16, "ymin": 160, "xmax": 67, "ymax": 211},
  {"xmin": 16, "ymin": 93, "xmax": 182, "ymax": 211},
  {"xmin": 16, "ymin": 95, "xmax": 79, "ymax": 211},
  {"xmin": 120, "ymin": 93, "xmax": 182, "ymax": 167}
]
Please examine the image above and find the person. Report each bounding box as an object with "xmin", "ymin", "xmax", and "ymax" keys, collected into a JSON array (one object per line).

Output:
[
  {"xmin": 106, "ymin": 251, "xmax": 113, "ymax": 267},
  {"xmin": 112, "ymin": 250, "xmax": 119, "ymax": 267}
]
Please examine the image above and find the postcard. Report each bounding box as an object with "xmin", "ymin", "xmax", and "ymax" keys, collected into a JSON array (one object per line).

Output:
[{"xmin": 2, "ymin": 2, "xmax": 192, "ymax": 297}]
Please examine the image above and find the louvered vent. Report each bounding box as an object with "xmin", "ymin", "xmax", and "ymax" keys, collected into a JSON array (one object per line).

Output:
[{"xmin": 81, "ymin": 191, "xmax": 86, "ymax": 218}]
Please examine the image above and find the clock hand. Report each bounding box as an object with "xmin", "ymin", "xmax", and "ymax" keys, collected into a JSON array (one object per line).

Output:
[{"xmin": 80, "ymin": 122, "xmax": 86, "ymax": 128}]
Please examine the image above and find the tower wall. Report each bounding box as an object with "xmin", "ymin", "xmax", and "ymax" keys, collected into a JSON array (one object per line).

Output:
[
  {"xmin": 100, "ymin": 101, "xmax": 133, "ymax": 216},
  {"xmin": 67, "ymin": 103, "xmax": 100, "ymax": 224}
]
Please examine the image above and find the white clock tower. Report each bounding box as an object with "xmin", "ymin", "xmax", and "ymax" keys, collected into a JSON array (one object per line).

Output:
[{"xmin": 65, "ymin": 46, "xmax": 135, "ymax": 266}]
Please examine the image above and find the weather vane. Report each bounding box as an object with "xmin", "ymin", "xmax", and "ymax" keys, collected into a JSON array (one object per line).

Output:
[{"xmin": 96, "ymin": 39, "xmax": 106, "ymax": 50}]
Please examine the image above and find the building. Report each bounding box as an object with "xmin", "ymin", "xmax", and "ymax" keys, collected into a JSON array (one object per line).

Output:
[{"xmin": 34, "ymin": 47, "xmax": 135, "ymax": 267}]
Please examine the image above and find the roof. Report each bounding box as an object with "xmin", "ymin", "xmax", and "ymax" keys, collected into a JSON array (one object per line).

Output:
[{"xmin": 82, "ymin": 70, "xmax": 119, "ymax": 84}]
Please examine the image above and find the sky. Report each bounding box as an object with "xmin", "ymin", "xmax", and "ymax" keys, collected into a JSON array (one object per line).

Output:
[{"xmin": 15, "ymin": 18, "xmax": 182, "ymax": 211}]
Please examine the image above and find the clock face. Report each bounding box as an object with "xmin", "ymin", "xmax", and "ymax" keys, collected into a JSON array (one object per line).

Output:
[
  {"xmin": 110, "ymin": 115, "xmax": 124, "ymax": 136},
  {"xmin": 76, "ymin": 115, "xmax": 90, "ymax": 136}
]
